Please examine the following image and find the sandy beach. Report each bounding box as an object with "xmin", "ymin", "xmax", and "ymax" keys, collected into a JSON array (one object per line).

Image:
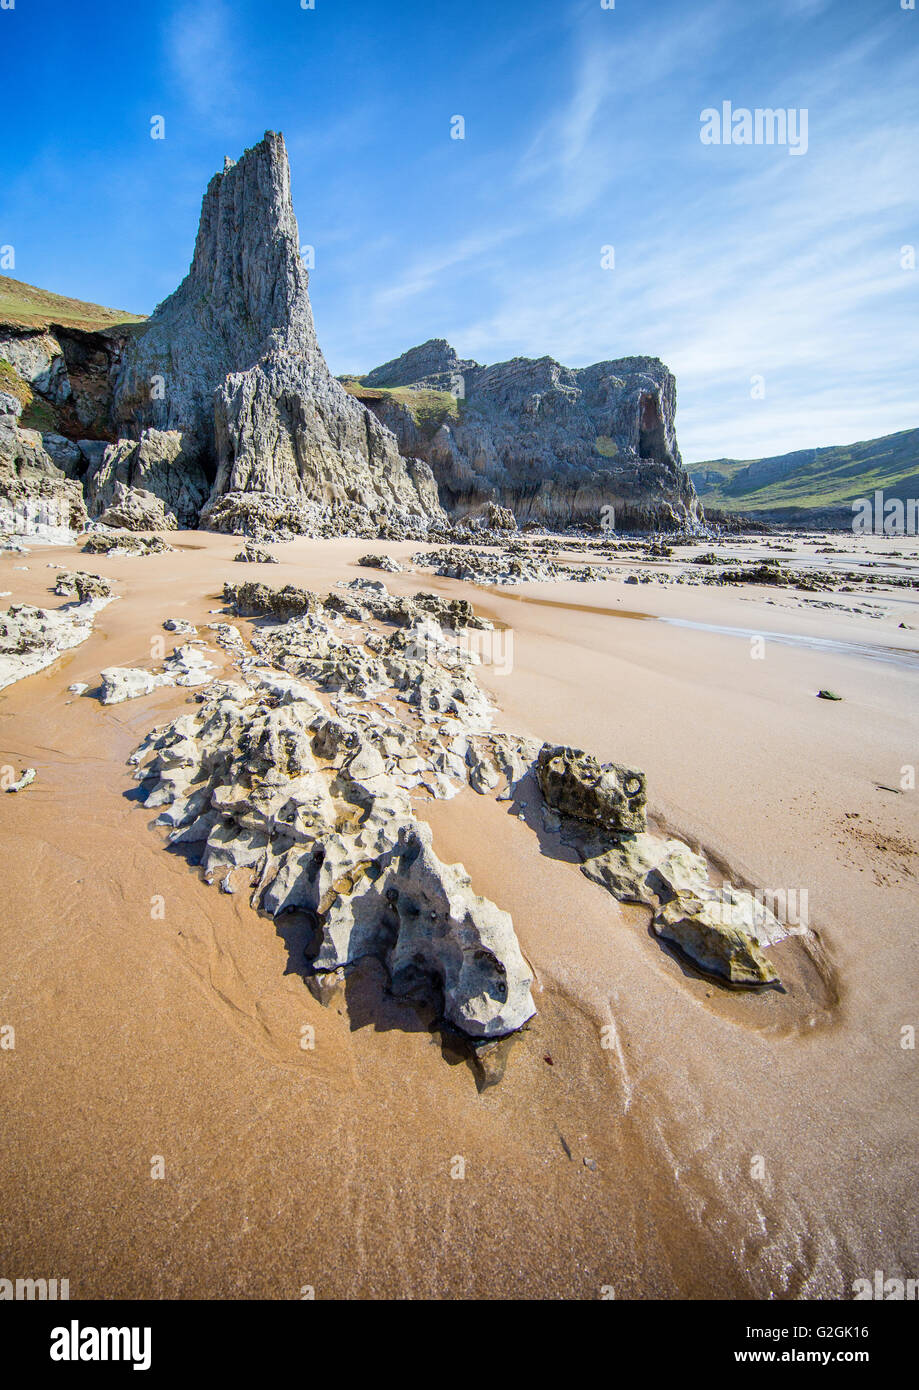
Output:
[{"xmin": 1, "ymin": 530, "xmax": 917, "ymax": 1299}]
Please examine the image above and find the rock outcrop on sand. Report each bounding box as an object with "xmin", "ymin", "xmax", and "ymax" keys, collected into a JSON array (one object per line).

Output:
[
  {"xmin": 112, "ymin": 133, "xmax": 444, "ymax": 535},
  {"xmin": 0, "ymin": 392, "xmax": 89, "ymax": 540},
  {"xmin": 82, "ymin": 530, "xmax": 172, "ymax": 557},
  {"xmin": 130, "ymin": 582, "xmax": 537, "ymax": 1039},
  {"xmin": 412, "ymin": 544, "xmax": 613, "ymax": 586},
  {"xmin": 0, "ymin": 593, "xmax": 114, "ymax": 691},
  {"xmin": 533, "ymin": 746, "xmax": 785, "ymax": 986},
  {"xmin": 100, "ymin": 643, "xmax": 216, "ymax": 704},
  {"xmin": 349, "ymin": 339, "xmax": 700, "ymax": 531},
  {"xmin": 358, "ymin": 553, "xmax": 403, "ymax": 573},
  {"xmin": 125, "ymin": 572, "xmax": 786, "ymax": 1050},
  {"xmin": 234, "ymin": 542, "xmax": 278, "ymax": 564},
  {"xmin": 53, "ymin": 570, "xmax": 112, "ymax": 602}
]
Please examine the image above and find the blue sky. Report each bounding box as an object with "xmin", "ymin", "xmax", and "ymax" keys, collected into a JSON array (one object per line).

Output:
[{"xmin": 1, "ymin": 0, "xmax": 916, "ymax": 462}]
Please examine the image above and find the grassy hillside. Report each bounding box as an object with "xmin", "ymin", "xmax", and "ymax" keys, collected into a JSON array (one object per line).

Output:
[
  {"xmin": 691, "ymin": 428, "xmax": 919, "ymax": 521},
  {"xmin": 0, "ymin": 275, "xmax": 145, "ymax": 334}
]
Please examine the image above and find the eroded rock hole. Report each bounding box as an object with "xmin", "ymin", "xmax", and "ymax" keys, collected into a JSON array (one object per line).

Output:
[{"xmin": 638, "ymin": 393, "xmax": 669, "ymax": 465}]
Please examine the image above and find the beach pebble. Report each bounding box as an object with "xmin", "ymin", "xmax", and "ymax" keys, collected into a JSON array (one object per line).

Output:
[{"xmin": 5, "ymin": 767, "xmax": 36, "ymax": 793}]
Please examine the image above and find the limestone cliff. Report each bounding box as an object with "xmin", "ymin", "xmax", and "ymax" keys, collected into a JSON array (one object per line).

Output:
[
  {"xmin": 0, "ymin": 288, "xmax": 136, "ymax": 537},
  {"xmin": 1, "ymin": 137, "xmax": 699, "ymax": 539},
  {"xmin": 113, "ymin": 132, "xmax": 443, "ymax": 532},
  {"xmin": 350, "ymin": 340, "xmax": 700, "ymax": 530}
]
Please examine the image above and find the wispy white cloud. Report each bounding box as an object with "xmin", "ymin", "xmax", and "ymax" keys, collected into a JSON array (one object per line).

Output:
[
  {"xmin": 165, "ymin": 0, "xmax": 243, "ymax": 124},
  {"xmin": 514, "ymin": 2, "xmax": 727, "ymax": 216},
  {"xmin": 370, "ymin": 226, "xmax": 523, "ymax": 312},
  {"xmin": 288, "ymin": 0, "xmax": 917, "ymax": 463},
  {"xmin": 409, "ymin": 7, "xmax": 919, "ymax": 461},
  {"xmin": 781, "ymin": 0, "xmax": 830, "ymax": 16}
]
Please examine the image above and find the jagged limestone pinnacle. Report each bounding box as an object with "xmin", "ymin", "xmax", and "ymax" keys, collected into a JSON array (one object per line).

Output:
[{"xmin": 112, "ymin": 131, "xmax": 443, "ymax": 530}]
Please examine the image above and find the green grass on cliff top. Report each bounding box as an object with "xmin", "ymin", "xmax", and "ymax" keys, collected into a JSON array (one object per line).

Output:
[
  {"xmin": 0, "ymin": 275, "xmax": 145, "ymax": 333},
  {"xmin": 340, "ymin": 378, "xmax": 462, "ymax": 435}
]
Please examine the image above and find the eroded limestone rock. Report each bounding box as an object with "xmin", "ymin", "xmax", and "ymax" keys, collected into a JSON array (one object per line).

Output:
[
  {"xmin": 100, "ymin": 643, "xmax": 216, "ymax": 703},
  {"xmin": 0, "ymin": 420, "xmax": 89, "ymax": 539},
  {"xmin": 412, "ymin": 545, "xmax": 613, "ymax": 587},
  {"xmin": 53, "ymin": 570, "xmax": 113, "ymax": 602},
  {"xmin": 358, "ymin": 553, "xmax": 403, "ymax": 573},
  {"xmin": 653, "ymin": 896, "xmax": 779, "ymax": 986},
  {"xmin": 85, "ymin": 430, "xmax": 208, "ymax": 528},
  {"xmin": 578, "ymin": 832, "xmax": 785, "ymax": 984},
  {"xmin": 536, "ymin": 744, "xmax": 647, "ymax": 835},
  {"xmin": 98, "ymin": 482, "xmax": 178, "ymax": 532},
  {"xmin": 130, "ymin": 674, "xmax": 535, "ymax": 1039},
  {"xmin": 234, "ymin": 542, "xmax": 278, "ymax": 564},
  {"xmin": 535, "ymin": 748, "xmax": 784, "ymax": 986},
  {"xmin": 0, "ymin": 599, "xmax": 111, "ymax": 691},
  {"xmin": 83, "ymin": 531, "xmax": 172, "ymax": 557},
  {"xmin": 223, "ymin": 580, "xmax": 319, "ymax": 620},
  {"xmin": 113, "ymin": 133, "xmax": 444, "ymax": 534},
  {"xmin": 358, "ymin": 339, "xmax": 699, "ymax": 530},
  {"xmin": 473, "ymin": 501, "xmax": 518, "ymax": 532},
  {"xmin": 100, "ymin": 666, "xmax": 174, "ymax": 704}
]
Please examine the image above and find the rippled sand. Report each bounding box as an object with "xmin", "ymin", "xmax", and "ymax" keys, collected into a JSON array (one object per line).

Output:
[{"xmin": 0, "ymin": 530, "xmax": 916, "ymax": 1298}]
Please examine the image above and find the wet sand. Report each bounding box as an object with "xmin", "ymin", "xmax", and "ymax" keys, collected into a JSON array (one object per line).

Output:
[{"xmin": 0, "ymin": 531, "xmax": 917, "ymax": 1299}]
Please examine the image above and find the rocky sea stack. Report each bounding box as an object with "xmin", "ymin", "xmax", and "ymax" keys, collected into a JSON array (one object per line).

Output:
[
  {"xmin": 347, "ymin": 338, "xmax": 700, "ymax": 531},
  {"xmin": 112, "ymin": 131, "xmax": 442, "ymax": 535}
]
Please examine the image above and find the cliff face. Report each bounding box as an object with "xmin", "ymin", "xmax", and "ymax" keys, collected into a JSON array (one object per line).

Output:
[
  {"xmin": 0, "ymin": 308, "xmax": 136, "ymax": 538},
  {"xmin": 355, "ymin": 340, "xmax": 700, "ymax": 530},
  {"xmin": 2, "ymin": 137, "xmax": 699, "ymax": 539},
  {"xmin": 113, "ymin": 132, "xmax": 443, "ymax": 530}
]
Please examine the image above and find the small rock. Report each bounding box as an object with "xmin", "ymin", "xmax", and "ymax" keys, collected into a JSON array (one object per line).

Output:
[
  {"xmin": 470, "ymin": 1034, "xmax": 517, "ymax": 1090},
  {"xmin": 653, "ymin": 895, "xmax": 779, "ymax": 986},
  {"xmin": 99, "ymin": 666, "xmax": 173, "ymax": 704},
  {"xmin": 306, "ymin": 967, "xmax": 348, "ymax": 1007},
  {"xmin": 53, "ymin": 571, "xmax": 113, "ymax": 602},
  {"xmin": 5, "ymin": 767, "xmax": 36, "ymax": 793},
  {"xmin": 358, "ymin": 553, "xmax": 403, "ymax": 573},
  {"xmin": 234, "ymin": 542, "xmax": 278, "ymax": 564}
]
